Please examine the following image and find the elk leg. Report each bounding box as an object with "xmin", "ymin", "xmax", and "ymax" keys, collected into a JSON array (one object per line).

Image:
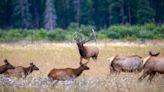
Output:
[
  {"xmin": 148, "ymin": 72, "xmax": 156, "ymax": 82},
  {"xmin": 138, "ymin": 72, "xmax": 148, "ymax": 81},
  {"xmin": 92, "ymin": 55, "xmax": 98, "ymax": 61},
  {"xmin": 52, "ymin": 80, "xmax": 59, "ymax": 86},
  {"xmin": 86, "ymin": 58, "xmax": 90, "ymax": 63},
  {"xmin": 80, "ymin": 57, "xmax": 83, "ymax": 63}
]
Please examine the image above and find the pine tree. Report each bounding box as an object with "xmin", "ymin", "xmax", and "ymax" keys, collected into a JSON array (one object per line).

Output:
[
  {"xmin": 150, "ymin": 0, "xmax": 164, "ymax": 25},
  {"xmin": 93, "ymin": 0, "xmax": 109, "ymax": 28},
  {"xmin": 74, "ymin": 0, "xmax": 81, "ymax": 26},
  {"xmin": 80, "ymin": 0, "xmax": 93, "ymax": 25},
  {"xmin": 12, "ymin": 0, "xmax": 32, "ymax": 28},
  {"xmin": 108, "ymin": 0, "xmax": 125, "ymax": 24},
  {"xmin": 136, "ymin": 0, "xmax": 155, "ymax": 24},
  {"xmin": 44, "ymin": 0, "xmax": 57, "ymax": 31}
]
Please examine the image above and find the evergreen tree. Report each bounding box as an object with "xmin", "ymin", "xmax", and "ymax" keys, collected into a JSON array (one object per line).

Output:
[
  {"xmin": 93, "ymin": 0, "xmax": 109, "ymax": 28},
  {"xmin": 108, "ymin": 0, "xmax": 125, "ymax": 25},
  {"xmin": 29, "ymin": 0, "xmax": 44, "ymax": 29},
  {"xmin": 124, "ymin": 0, "xmax": 137, "ymax": 24},
  {"xmin": 44, "ymin": 0, "xmax": 57, "ymax": 31},
  {"xmin": 74, "ymin": 0, "xmax": 81, "ymax": 26},
  {"xmin": 136, "ymin": 0, "xmax": 155, "ymax": 24},
  {"xmin": 12, "ymin": 0, "xmax": 32, "ymax": 28},
  {"xmin": 150, "ymin": 0, "xmax": 164, "ymax": 25},
  {"xmin": 80, "ymin": 0, "xmax": 93, "ymax": 25},
  {"xmin": 0, "ymin": 0, "xmax": 13, "ymax": 28}
]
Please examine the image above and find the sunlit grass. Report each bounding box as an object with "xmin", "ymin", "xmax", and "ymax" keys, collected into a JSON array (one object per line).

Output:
[{"xmin": 0, "ymin": 42, "xmax": 164, "ymax": 92}]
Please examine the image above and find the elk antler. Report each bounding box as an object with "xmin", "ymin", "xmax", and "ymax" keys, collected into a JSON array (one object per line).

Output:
[
  {"xmin": 73, "ymin": 29, "xmax": 97, "ymax": 43},
  {"xmin": 83, "ymin": 29, "xmax": 96, "ymax": 43}
]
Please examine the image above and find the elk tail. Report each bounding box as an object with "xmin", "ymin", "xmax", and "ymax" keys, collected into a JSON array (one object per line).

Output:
[{"xmin": 107, "ymin": 55, "xmax": 117, "ymax": 70}]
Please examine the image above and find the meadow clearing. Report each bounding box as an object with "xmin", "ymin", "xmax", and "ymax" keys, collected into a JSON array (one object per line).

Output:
[{"xmin": 0, "ymin": 41, "xmax": 164, "ymax": 92}]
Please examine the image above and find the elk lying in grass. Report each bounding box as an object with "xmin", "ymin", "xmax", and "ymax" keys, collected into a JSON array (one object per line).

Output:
[
  {"xmin": 0, "ymin": 59, "xmax": 15, "ymax": 74},
  {"xmin": 4, "ymin": 62, "xmax": 39, "ymax": 78},
  {"xmin": 48, "ymin": 62, "xmax": 89, "ymax": 85},
  {"xmin": 138, "ymin": 51, "xmax": 163, "ymax": 82},
  {"xmin": 107, "ymin": 55, "xmax": 143, "ymax": 74},
  {"xmin": 74, "ymin": 29, "xmax": 99, "ymax": 63}
]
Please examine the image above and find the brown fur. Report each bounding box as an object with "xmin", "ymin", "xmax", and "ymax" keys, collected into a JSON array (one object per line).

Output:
[
  {"xmin": 48, "ymin": 62, "xmax": 89, "ymax": 82},
  {"xmin": 108, "ymin": 55, "xmax": 143, "ymax": 74},
  {"xmin": 4, "ymin": 62, "xmax": 39, "ymax": 78},
  {"xmin": 0, "ymin": 59, "xmax": 15, "ymax": 74},
  {"xmin": 76, "ymin": 40, "xmax": 99, "ymax": 63},
  {"xmin": 139, "ymin": 51, "xmax": 164, "ymax": 82}
]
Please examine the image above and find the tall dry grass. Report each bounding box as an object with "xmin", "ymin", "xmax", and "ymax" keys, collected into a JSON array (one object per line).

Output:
[{"xmin": 0, "ymin": 42, "xmax": 164, "ymax": 92}]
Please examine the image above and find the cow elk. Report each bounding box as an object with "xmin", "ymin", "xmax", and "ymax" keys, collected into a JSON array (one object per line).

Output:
[
  {"xmin": 138, "ymin": 51, "xmax": 163, "ymax": 82},
  {"xmin": 48, "ymin": 62, "xmax": 90, "ymax": 85},
  {"xmin": 73, "ymin": 29, "xmax": 99, "ymax": 63},
  {"xmin": 4, "ymin": 62, "xmax": 39, "ymax": 78},
  {"xmin": 0, "ymin": 59, "xmax": 15, "ymax": 74},
  {"xmin": 107, "ymin": 55, "xmax": 143, "ymax": 74}
]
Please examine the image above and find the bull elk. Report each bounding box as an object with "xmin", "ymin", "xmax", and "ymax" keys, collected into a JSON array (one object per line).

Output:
[
  {"xmin": 48, "ymin": 62, "xmax": 89, "ymax": 85},
  {"xmin": 4, "ymin": 62, "xmax": 39, "ymax": 78},
  {"xmin": 0, "ymin": 59, "xmax": 15, "ymax": 74},
  {"xmin": 138, "ymin": 51, "xmax": 163, "ymax": 82},
  {"xmin": 107, "ymin": 55, "xmax": 143, "ymax": 74},
  {"xmin": 73, "ymin": 29, "xmax": 99, "ymax": 63}
]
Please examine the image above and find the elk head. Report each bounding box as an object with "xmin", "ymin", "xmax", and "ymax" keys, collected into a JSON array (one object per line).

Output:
[
  {"xmin": 4, "ymin": 59, "xmax": 15, "ymax": 69},
  {"xmin": 79, "ymin": 61, "xmax": 90, "ymax": 70},
  {"xmin": 30, "ymin": 62, "xmax": 39, "ymax": 71}
]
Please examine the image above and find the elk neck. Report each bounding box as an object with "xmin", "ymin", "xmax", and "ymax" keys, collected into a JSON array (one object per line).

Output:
[
  {"xmin": 23, "ymin": 66, "xmax": 33, "ymax": 76},
  {"xmin": 73, "ymin": 66, "xmax": 85, "ymax": 77},
  {"xmin": 0, "ymin": 65, "xmax": 9, "ymax": 74},
  {"xmin": 78, "ymin": 45, "xmax": 87, "ymax": 57}
]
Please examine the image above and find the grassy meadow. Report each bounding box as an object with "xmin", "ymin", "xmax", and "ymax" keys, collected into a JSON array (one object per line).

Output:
[{"xmin": 0, "ymin": 41, "xmax": 164, "ymax": 92}]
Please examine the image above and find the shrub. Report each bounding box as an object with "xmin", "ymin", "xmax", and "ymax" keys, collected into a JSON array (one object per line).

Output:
[
  {"xmin": 5, "ymin": 29, "xmax": 23, "ymax": 41},
  {"xmin": 143, "ymin": 23, "xmax": 156, "ymax": 30},
  {"xmin": 33, "ymin": 29, "xmax": 47, "ymax": 40},
  {"xmin": 97, "ymin": 31, "xmax": 108, "ymax": 40},
  {"xmin": 0, "ymin": 23, "xmax": 164, "ymax": 42},
  {"xmin": 47, "ymin": 28, "xmax": 66, "ymax": 41}
]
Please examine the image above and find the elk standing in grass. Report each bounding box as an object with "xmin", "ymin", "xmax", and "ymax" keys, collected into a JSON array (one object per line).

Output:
[
  {"xmin": 48, "ymin": 62, "xmax": 89, "ymax": 85},
  {"xmin": 138, "ymin": 51, "xmax": 164, "ymax": 82},
  {"xmin": 107, "ymin": 55, "xmax": 143, "ymax": 74},
  {"xmin": 0, "ymin": 59, "xmax": 15, "ymax": 74},
  {"xmin": 74, "ymin": 29, "xmax": 99, "ymax": 63},
  {"xmin": 4, "ymin": 62, "xmax": 39, "ymax": 78}
]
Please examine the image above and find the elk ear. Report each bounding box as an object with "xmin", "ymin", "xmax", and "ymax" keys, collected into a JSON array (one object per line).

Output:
[
  {"xmin": 30, "ymin": 62, "xmax": 34, "ymax": 66},
  {"xmin": 4, "ymin": 59, "xmax": 9, "ymax": 64}
]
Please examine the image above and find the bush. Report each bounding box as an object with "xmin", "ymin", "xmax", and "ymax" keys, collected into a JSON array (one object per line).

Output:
[
  {"xmin": 97, "ymin": 31, "xmax": 108, "ymax": 40},
  {"xmin": 107, "ymin": 25, "xmax": 130, "ymax": 38},
  {"xmin": 143, "ymin": 23, "xmax": 156, "ymax": 30},
  {"xmin": 33, "ymin": 29, "xmax": 47, "ymax": 40},
  {"xmin": 47, "ymin": 28, "xmax": 66, "ymax": 41},
  {"xmin": 0, "ymin": 23, "xmax": 164, "ymax": 42},
  {"xmin": 5, "ymin": 29, "xmax": 23, "ymax": 41}
]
